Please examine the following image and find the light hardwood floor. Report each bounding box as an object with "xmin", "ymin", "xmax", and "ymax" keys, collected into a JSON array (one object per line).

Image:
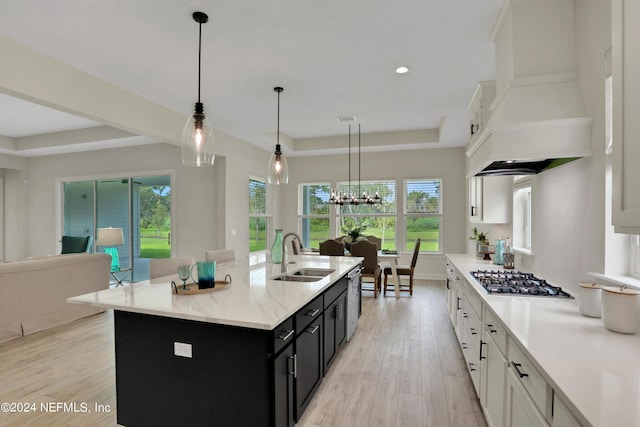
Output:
[{"xmin": 0, "ymin": 280, "xmax": 486, "ymax": 427}]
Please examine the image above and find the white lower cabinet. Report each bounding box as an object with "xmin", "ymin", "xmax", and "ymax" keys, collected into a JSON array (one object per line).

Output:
[
  {"xmin": 505, "ymin": 369, "xmax": 549, "ymax": 427},
  {"xmin": 445, "ymin": 257, "xmax": 585, "ymax": 427},
  {"xmin": 552, "ymin": 393, "xmax": 582, "ymax": 427},
  {"xmin": 481, "ymin": 332, "xmax": 507, "ymax": 427}
]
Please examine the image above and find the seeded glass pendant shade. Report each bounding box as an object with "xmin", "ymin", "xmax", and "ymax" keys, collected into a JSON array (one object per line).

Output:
[
  {"xmin": 267, "ymin": 87, "xmax": 289, "ymax": 185},
  {"xmin": 182, "ymin": 11, "xmax": 215, "ymax": 167}
]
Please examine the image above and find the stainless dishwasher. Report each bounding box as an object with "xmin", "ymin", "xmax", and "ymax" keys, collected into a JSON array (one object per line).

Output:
[{"xmin": 346, "ymin": 266, "xmax": 362, "ymax": 342}]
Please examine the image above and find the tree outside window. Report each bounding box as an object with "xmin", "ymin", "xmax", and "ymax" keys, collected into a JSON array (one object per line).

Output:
[
  {"xmin": 405, "ymin": 179, "xmax": 441, "ymax": 252},
  {"xmin": 249, "ymin": 178, "xmax": 268, "ymax": 252}
]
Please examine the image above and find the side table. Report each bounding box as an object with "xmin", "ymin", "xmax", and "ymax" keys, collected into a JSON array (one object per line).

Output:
[{"xmin": 110, "ymin": 268, "xmax": 132, "ymax": 287}]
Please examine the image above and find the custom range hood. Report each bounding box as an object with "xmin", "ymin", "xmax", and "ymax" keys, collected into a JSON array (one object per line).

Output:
[{"xmin": 466, "ymin": 0, "xmax": 592, "ymax": 177}]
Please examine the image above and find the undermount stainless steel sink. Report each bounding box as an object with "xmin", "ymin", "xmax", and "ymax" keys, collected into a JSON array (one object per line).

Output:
[
  {"xmin": 271, "ymin": 274, "xmax": 321, "ymax": 282},
  {"xmin": 291, "ymin": 268, "xmax": 335, "ymax": 277}
]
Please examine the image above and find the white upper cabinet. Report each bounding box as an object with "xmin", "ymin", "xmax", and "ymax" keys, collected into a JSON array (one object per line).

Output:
[
  {"xmin": 469, "ymin": 176, "xmax": 513, "ymax": 224},
  {"xmin": 612, "ymin": 0, "xmax": 640, "ymax": 233},
  {"xmin": 468, "ymin": 81, "xmax": 496, "ymax": 144}
]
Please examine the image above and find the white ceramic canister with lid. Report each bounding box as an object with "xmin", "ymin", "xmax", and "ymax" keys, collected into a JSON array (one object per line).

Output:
[
  {"xmin": 577, "ymin": 283, "xmax": 602, "ymax": 318},
  {"xmin": 601, "ymin": 285, "xmax": 640, "ymax": 334}
]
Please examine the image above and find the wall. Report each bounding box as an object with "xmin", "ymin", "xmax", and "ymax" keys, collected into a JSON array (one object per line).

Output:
[
  {"xmin": 514, "ymin": 0, "xmax": 611, "ymax": 294},
  {"xmin": 3, "ymin": 129, "xmax": 272, "ymax": 262},
  {"xmin": 282, "ymin": 147, "xmax": 467, "ymax": 279}
]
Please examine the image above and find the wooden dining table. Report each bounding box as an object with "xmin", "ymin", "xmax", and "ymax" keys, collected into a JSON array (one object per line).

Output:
[{"xmin": 307, "ymin": 249, "xmax": 402, "ymax": 298}]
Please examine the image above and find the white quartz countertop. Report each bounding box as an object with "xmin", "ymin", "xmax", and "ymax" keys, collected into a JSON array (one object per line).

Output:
[
  {"xmin": 68, "ymin": 255, "xmax": 362, "ymax": 331},
  {"xmin": 446, "ymin": 253, "xmax": 640, "ymax": 427}
]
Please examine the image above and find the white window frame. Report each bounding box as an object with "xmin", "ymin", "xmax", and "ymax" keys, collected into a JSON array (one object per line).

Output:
[
  {"xmin": 336, "ymin": 180, "xmax": 397, "ymax": 249},
  {"xmin": 249, "ymin": 176, "xmax": 269, "ymax": 253},
  {"xmin": 297, "ymin": 182, "xmax": 332, "ymax": 249},
  {"xmin": 404, "ymin": 178, "xmax": 443, "ymax": 253},
  {"xmin": 513, "ymin": 177, "xmax": 532, "ymax": 253}
]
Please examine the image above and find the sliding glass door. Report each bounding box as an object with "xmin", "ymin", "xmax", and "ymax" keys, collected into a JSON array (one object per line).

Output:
[{"xmin": 62, "ymin": 174, "xmax": 171, "ymax": 282}]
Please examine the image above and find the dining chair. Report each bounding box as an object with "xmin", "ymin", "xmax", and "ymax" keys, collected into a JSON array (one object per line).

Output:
[
  {"xmin": 149, "ymin": 256, "xmax": 195, "ymax": 280},
  {"xmin": 383, "ymin": 238, "xmax": 421, "ymax": 296},
  {"xmin": 349, "ymin": 239, "xmax": 382, "ymax": 298},
  {"xmin": 364, "ymin": 235, "xmax": 382, "ymax": 250},
  {"xmin": 205, "ymin": 249, "xmax": 236, "ymax": 264},
  {"xmin": 319, "ymin": 239, "xmax": 345, "ymax": 256}
]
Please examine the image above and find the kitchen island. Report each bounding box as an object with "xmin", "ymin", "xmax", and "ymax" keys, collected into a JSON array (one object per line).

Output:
[
  {"xmin": 446, "ymin": 253, "xmax": 640, "ymax": 427},
  {"xmin": 68, "ymin": 254, "xmax": 362, "ymax": 427}
]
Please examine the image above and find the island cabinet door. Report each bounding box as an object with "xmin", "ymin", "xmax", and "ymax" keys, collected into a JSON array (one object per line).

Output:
[
  {"xmin": 295, "ymin": 315, "xmax": 324, "ymax": 421},
  {"xmin": 273, "ymin": 344, "xmax": 295, "ymax": 427},
  {"xmin": 323, "ymin": 290, "xmax": 347, "ymax": 374}
]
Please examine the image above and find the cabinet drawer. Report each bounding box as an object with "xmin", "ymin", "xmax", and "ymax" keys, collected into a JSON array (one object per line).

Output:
[
  {"xmin": 296, "ymin": 295, "xmax": 323, "ymax": 333},
  {"xmin": 462, "ymin": 303, "xmax": 482, "ymax": 352},
  {"xmin": 273, "ymin": 316, "xmax": 295, "ymax": 355},
  {"xmin": 508, "ymin": 338, "xmax": 550, "ymax": 418},
  {"xmin": 462, "ymin": 328, "xmax": 481, "ymax": 395},
  {"xmin": 464, "ymin": 281, "xmax": 483, "ymax": 318},
  {"xmin": 324, "ymin": 276, "xmax": 348, "ymax": 308},
  {"xmin": 484, "ymin": 308, "xmax": 508, "ymax": 356}
]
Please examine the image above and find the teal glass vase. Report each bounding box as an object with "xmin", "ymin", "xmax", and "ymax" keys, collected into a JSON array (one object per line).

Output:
[{"xmin": 271, "ymin": 229, "xmax": 284, "ymax": 264}]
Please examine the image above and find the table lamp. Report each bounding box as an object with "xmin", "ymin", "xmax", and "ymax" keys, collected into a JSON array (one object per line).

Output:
[{"xmin": 96, "ymin": 227, "xmax": 124, "ymax": 272}]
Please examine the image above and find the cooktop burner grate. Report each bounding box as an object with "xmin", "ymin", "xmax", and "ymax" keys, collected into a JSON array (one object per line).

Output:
[{"xmin": 470, "ymin": 270, "xmax": 572, "ymax": 298}]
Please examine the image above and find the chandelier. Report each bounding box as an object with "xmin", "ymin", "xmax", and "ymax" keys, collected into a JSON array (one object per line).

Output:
[{"xmin": 329, "ymin": 124, "xmax": 382, "ymax": 206}]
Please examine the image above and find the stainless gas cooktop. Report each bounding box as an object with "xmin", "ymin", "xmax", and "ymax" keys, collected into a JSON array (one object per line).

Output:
[{"xmin": 470, "ymin": 270, "xmax": 572, "ymax": 298}]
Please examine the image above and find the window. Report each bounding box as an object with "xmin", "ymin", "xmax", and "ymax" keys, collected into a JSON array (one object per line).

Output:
[
  {"xmin": 298, "ymin": 183, "xmax": 331, "ymax": 249},
  {"xmin": 338, "ymin": 181, "xmax": 396, "ymax": 250},
  {"xmin": 405, "ymin": 179, "xmax": 442, "ymax": 252},
  {"xmin": 249, "ymin": 178, "xmax": 268, "ymax": 253},
  {"xmin": 513, "ymin": 178, "xmax": 532, "ymax": 251}
]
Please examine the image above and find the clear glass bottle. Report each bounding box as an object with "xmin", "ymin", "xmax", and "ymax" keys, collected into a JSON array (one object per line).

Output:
[
  {"xmin": 504, "ymin": 237, "xmax": 512, "ymax": 254},
  {"xmin": 271, "ymin": 229, "xmax": 284, "ymax": 264}
]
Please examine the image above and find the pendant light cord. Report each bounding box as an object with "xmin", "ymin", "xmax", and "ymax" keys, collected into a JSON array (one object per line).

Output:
[
  {"xmin": 358, "ymin": 124, "xmax": 361, "ymax": 197},
  {"xmin": 197, "ymin": 19, "xmax": 202, "ymax": 103},
  {"xmin": 276, "ymin": 90, "xmax": 280, "ymax": 150}
]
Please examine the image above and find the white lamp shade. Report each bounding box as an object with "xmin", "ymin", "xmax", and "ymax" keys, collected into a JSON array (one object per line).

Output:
[
  {"xmin": 181, "ymin": 112, "xmax": 215, "ymax": 167},
  {"xmin": 96, "ymin": 227, "xmax": 124, "ymax": 246}
]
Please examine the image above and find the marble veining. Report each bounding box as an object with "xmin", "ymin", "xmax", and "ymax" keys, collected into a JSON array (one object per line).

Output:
[
  {"xmin": 447, "ymin": 253, "xmax": 640, "ymax": 427},
  {"xmin": 68, "ymin": 255, "xmax": 362, "ymax": 330}
]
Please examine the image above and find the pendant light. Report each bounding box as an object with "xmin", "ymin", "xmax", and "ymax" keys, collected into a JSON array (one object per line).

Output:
[
  {"xmin": 267, "ymin": 86, "xmax": 289, "ymax": 185},
  {"xmin": 329, "ymin": 124, "xmax": 381, "ymax": 205},
  {"xmin": 181, "ymin": 11, "xmax": 215, "ymax": 167}
]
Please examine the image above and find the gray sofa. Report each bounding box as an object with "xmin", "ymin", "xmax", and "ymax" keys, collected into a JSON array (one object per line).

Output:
[{"xmin": 0, "ymin": 253, "xmax": 111, "ymax": 344}]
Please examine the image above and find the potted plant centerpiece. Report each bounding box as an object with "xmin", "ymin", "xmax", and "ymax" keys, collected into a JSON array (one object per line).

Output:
[
  {"xmin": 343, "ymin": 225, "xmax": 366, "ymax": 251},
  {"xmin": 469, "ymin": 227, "xmax": 489, "ymax": 257}
]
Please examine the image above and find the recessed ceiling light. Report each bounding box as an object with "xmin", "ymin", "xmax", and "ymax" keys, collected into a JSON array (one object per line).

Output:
[
  {"xmin": 395, "ymin": 66, "xmax": 410, "ymax": 74},
  {"xmin": 337, "ymin": 116, "xmax": 356, "ymax": 122}
]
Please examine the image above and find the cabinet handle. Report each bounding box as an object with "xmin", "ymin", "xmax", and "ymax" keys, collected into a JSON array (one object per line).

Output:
[
  {"xmin": 446, "ymin": 278, "xmax": 450, "ymax": 289},
  {"xmin": 278, "ymin": 329, "xmax": 294, "ymax": 342},
  {"xmin": 306, "ymin": 309, "xmax": 320, "ymax": 317},
  {"xmin": 470, "ymin": 327, "xmax": 477, "ymax": 335},
  {"xmin": 511, "ymin": 362, "xmax": 529, "ymax": 378},
  {"xmin": 486, "ymin": 324, "xmax": 497, "ymax": 334},
  {"xmin": 479, "ymin": 340, "xmax": 486, "ymax": 360},
  {"xmin": 469, "ymin": 362, "xmax": 476, "ymax": 372},
  {"xmin": 461, "ymin": 342, "xmax": 468, "ymax": 350},
  {"xmin": 463, "ymin": 312, "xmax": 469, "ymax": 319},
  {"xmin": 288, "ymin": 355, "xmax": 297, "ymax": 378},
  {"xmin": 471, "ymin": 206, "xmax": 476, "ymax": 216},
  {"xmin": 335, "ymin": 304, "xmax": 343, "ymax": 321},
  {"xmin": 306, "ymin": 324, "xmax": 320, "ymax": 334},
  {"xmin": 457, "ymin": 298, "xmax": 462, "ymax": 310}
]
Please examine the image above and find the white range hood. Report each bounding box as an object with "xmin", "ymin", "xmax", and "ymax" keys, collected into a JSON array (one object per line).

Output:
[{"xmin": 466, "ymin": 0, "xmax": 593, "ymax": 177}]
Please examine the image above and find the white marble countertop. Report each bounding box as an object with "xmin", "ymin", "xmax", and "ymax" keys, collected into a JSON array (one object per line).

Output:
[
  {"xmin": 447, "ymin": 253, "xmax": 640, "ymax": 427},
  {"xmin": 68, "ymin": 255, "xmax": 362, "ymax": 330}
]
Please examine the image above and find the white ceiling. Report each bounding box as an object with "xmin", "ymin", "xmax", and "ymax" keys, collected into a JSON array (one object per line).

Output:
[{"xmin": 0, "ymin": 0, "xmax": 502, "ymax": 157}]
